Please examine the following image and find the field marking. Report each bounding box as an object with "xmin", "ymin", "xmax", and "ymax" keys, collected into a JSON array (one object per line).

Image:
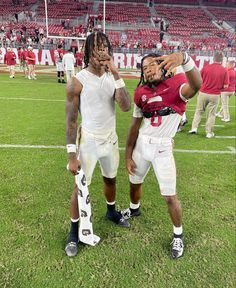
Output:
[
  {"xmin": 201, "ymin": 124, "xmax": 225, "ymax": 127},
  {"xmin": 0, "ymin": 144, "xmax": 65, "ymax": 149},
  {"xmin": 173, "ymin": 149, "xmax": 234, "ymax": 154},
  {"xmin": 0, "ymin": 144, "xmax": 235, "ymax": 154},
  {"xmin": 228, "ymin": 146, "xmax": 236, "ymax": 153},
  {"xmin": 188, "ymin": 104, "xmax": 236, "ymax": 108},
  {"xmin": 0, "ymin": 97, "xmax": 235, "ymax": 110},
  {"xmin": 215, "ymin": 136, "xmax": 236, "ymax": 139},
  {"xmin": 0, "ymin": 80, "xmax": 57, "ymax": 85},
  {"xmin": 0, "ymin": 97, "xmax": 64, "ymax": 102}
]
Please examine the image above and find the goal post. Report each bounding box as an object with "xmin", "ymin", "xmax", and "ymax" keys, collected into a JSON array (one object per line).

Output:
[{"xmin": 44, "ymin": 0, "xmax": 86, "ymax": 51}]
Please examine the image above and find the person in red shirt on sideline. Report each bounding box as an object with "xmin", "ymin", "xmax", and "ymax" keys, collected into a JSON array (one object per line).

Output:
[
  {"xmin": 121, "ymin": 52, "xmax": 202, "ymax": 259},
  {"xmin": 26, "ymin": 46, "xmax": 36, "ymax": 80},
  {"xmin": 18, "ymin": 47, "xmax": 24, "ymax": 71},
  {"xmin": 22, "ymin": 47, "xmax": 29, "ymax": 78},
  {"xmin": 18, "ymin": 46, "xmax": 28, "ymax": 77},
  {"xmin": 189, "ymin": 51, "xmax": 228, "ymax": 138},
  {"xmin": 54, "ymin": 44, "xmax": 65, "ymax": 83},
  {"xmin": 216, "ymin": 60, "xmax": 236, "ymax": 122},
  {"xmin": 4, "ymin": 47, "xmax": 16, "ymax": 79},
  {"xmin": 75, "ymin": 48, "xmax": 83, "ymax": 72}
]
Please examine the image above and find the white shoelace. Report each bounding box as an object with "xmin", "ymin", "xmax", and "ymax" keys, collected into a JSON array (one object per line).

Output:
[
  {"xmin": 121, "ymin": 208, "xmax": 131, "ymax": 220},
  {"xmin": 172, "ymin": 238, "xmax": 183, "ymax": 251}
]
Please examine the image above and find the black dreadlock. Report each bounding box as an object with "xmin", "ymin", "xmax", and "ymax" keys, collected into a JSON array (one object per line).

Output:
[
  {"xmin": 137, "ymin": 53, "xmax": 172, "ymax": 87},
  {"xmin": 83, "ymin": 31, "xmax": 112, "ymax": 68}
]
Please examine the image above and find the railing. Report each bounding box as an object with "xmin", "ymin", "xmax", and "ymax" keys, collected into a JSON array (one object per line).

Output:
[
  {"xmin": 0, "ymin": 42, "xmax": 235, "ymax": 57},
  {"xmin": 112, "ymin": 47, "xmax": 236, "ymax": 57}
]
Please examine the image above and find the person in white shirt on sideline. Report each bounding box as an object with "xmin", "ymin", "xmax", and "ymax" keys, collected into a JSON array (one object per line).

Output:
[{"xmin": 62, "ymin": 49, "xmax": 76, "ymax": 83}]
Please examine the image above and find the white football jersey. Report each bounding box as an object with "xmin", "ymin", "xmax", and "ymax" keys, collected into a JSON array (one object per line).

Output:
[
  {"xmin": 62, "ymin": 52, "xmax": 75, "ymax": 70},
  {"xmin": 76, "ymin": 69, "xmax": 116, "ymax": 134}
]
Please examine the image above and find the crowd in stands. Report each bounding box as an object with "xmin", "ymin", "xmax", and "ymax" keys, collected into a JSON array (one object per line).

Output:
[{"xmin": 0, "ymin": 0, "xmax": 235, "ymax": 54}]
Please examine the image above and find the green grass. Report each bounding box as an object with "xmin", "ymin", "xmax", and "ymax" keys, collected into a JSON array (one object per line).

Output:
[{"xmin": 0, "ymin": 72, "xmax": 235, "ymax": 288}]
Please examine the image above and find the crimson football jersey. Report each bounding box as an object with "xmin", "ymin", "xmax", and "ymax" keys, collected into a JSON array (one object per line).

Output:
[
  {"xmin": 54, "ymin": 48, "xmax": 64, "ymax": 63},
  {"xmin": 135, "ymin": 73, "xmax": 187, "ymax": 115}
]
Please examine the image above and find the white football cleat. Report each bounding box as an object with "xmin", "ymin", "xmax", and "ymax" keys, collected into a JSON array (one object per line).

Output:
[
  {"xmin": 171, "ymin": 237, "xmax": 184, "ymax": 259},
  {"xmin": 188, "ymin": 128, "xmax": 197, "ymax": 134},
  {"xmin": 221, "ymin": 118, "xmax": 230, "ymax": 122},
  {"xmin": 206, "ymin": 132, "xmax": 215, "ymax": 138}
]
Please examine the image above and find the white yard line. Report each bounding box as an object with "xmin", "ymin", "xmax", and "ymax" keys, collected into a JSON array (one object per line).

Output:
[
  {"xmin": 0, "ymin": 81, "xmax": 57, "ymax": 85},
  {"xmin": 215, "ymin": 136, "xmax": 236, "ymax": 139},
  {"xmin": 0, "ymin": 144, "xmax": 65, "ymax": 149},
  {"xmin": 173, "ymin": 149, "xmax": 234, "ymax": 154},
  {"xmin": 0, "ymin": 97, "xmax": 235, "ymax": 108},
  {"xmin": 188, "ymin": 104, "xmax": 236, "ymax": 108},
  {"xmin": 227, "ymin": 146, "xmax": 236, "ymax": 153},
  {"xmin": 0, "ymin": 97, "xmax": 64, "ymax": 102},
  {"xmin": 201, "ymin": 124, "xmax": 225, "ymax": 127},
  {"xmin": 0, "ymin": 144, "xmax": 235, "ymax": 154}
]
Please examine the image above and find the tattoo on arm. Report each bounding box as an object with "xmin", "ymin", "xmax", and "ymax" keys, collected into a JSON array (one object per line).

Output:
[
  {"xmin": 115, "ymin": 87, "xmax": 131, "ymax": 112},
  {"xmin": 66, "ymin": 79, "xmax": 80, "ymax": 144}
]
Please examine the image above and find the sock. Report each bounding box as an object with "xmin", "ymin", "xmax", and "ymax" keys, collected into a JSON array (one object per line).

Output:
[
  {"xmin": 182, "ymin": 112, "xmax": 187, "ymax": 122},
  {"xmin": 173, "ymin": 225, "xmax": 183, "ymax": 238},
  {"xmin": 106, "ymin": 201, "xmax": 121, "ymax": 223},
  {"xmin": 106, "ymin": 201, "xmax": 116, "ymax": 212},
  {"xmin": 68, "ymin": 218, "xmax": 79, "ymax": 243},
  {"xmin": 130, "ymin": 202, "xmax": 140, "ymax": 215},
  {"xmin": 130, "ymin": 202, "xmax": 140, "ymax": 210}
]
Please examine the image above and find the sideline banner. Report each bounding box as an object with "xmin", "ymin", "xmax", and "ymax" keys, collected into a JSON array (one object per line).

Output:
[{"xmin": 0, "ymin": 47, "xmax": 235, "ymax": 70}]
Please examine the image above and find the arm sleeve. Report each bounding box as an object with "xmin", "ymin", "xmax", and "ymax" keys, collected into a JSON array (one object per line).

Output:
[
  {"xmin": 175, "ymin": 73, "xmax": 188, "ymax": 102},
  {"xmin": 133, "ymin": 103, "xmax": 143, "ymax": 118}
]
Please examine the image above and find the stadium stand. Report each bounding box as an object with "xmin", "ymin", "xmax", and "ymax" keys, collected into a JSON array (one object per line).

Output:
[
  {"xmin": 0, "ymin": 0, "xmax": 235, "ymax": 55},
  {"xmin": 97, "ymin": 2, "xmax": 151, "ymax": 24}
]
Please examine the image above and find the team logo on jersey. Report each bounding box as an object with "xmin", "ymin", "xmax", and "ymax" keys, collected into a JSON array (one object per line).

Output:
[{"xmin": 141, "ymin": 95, "xmax": 147, "ymax": 102}]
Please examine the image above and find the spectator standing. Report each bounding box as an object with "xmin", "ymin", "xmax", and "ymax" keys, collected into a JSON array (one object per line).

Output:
[
  {"xmin": 62, "ymin": 49, "xmax": 76, "ymax": 82},
  {"xmin": 189, "ymin": 51, "xmax": 228, "ymax": 138},
  {"xmin": 26, "ymin": 46, "xmax": 36, "ymax": 80},
  {"xmin": 216, "ymin": 60, "xmax": 236, "ymax": 122},
  {"xmin": 4, "ymin": 47, "xmax": 16, "ymax": 78}
]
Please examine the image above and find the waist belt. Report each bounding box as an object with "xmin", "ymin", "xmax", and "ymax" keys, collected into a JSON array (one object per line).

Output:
[{"xmin": 143, "ymin": 107, "xmax": 177, "ymax": 118}]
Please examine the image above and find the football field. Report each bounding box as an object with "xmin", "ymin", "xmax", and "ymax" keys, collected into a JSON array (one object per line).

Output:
[{"xmin": 0, "ymin": 72, "xmax": 235, "ymax": 288}]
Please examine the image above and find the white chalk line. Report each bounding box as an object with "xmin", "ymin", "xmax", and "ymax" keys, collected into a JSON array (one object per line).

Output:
[
  {"xmin": 0, "ymin": 97, "xmax": 64, "ymax": 102},
  {"xmin": 201, "ymin": 124, "xmax": 225, "ymax": 127},
  {"xmin": 215, "ymin": 136, "xmax": 236, "ymax": 139},
  {"xmin": 0, "ymin": 97, "xmax": 235, "ymax": 108},
  {"xmin": 0, "ymin": 80, "xmax": 58, "ymax": 85},
  {"xmin": 0, "ymin": 144, "xmax": 235, "ymax": 154},
  {"xmin": 188, "ymin": 104, "xmax": 236, "ymax": 108}
]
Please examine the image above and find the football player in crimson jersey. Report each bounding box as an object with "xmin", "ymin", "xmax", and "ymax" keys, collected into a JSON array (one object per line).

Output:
[
  {"xmin": 54, "ymin": 44, "xmax": 65, "ymax": 83},
  {"xmin": 122, "ymin": 52, "xmax": 202, "ymax": 259}
]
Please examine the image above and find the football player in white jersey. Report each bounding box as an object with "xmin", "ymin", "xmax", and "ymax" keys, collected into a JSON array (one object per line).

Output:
[
  {"xmin": 65, "ymin": 32, "xmax": 131, "ymax": 257},
  {"xmin": 122, "ymin": 52, "xmax": 202, "ymax": 259}
]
